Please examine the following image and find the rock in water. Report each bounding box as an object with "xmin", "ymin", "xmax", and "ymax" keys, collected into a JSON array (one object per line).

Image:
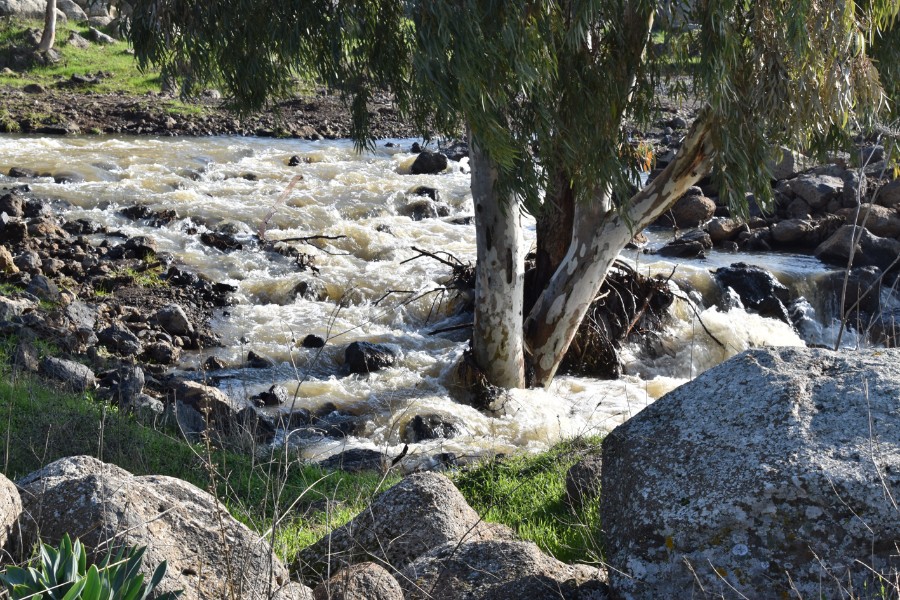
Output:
[
  {"xmin": 345, "ymin": 341, "xmax": 397, "ymax": 373},
  {"xmin": 714, "ymin": 262, "xmax": 791, "ymax": 323},
  {"xmin": 602, "ymin": 347, "xmax": 900, "ymax": 599},
  {"xmin": 410, "ymin": 151, "xmax": 447, "ymax": 175}
]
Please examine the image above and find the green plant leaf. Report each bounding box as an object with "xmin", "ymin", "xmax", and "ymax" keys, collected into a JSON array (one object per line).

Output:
[
  {"xmin": 60, "ymin": 577, "xmax": 87, "ymax": 600},
  {"xmin": 81, "ymin": 565, "xmax": 102, "ymax": 600}
]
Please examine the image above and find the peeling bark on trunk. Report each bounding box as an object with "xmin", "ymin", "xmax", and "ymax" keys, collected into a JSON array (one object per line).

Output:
[
  {"xmin": 38, "ymin": 0, "xmax": 57, "ymax": 52},
  {"xmin": 525, "ymin": 110, "xmax": 715, "ymax": 387},
  {"xmin": 470, "ymin": 133, "xmax": 526, "ymax": 389}
]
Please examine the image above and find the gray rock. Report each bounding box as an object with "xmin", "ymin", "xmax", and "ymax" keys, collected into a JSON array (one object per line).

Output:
[
  {"xmin": 98, "ymin": 323, "xmax": 143, "ymax": 356},
  {"xmin": 64, "ymin": 301, "xmax": 97, "ymax": 330},
  {"xmin": 87, "ymin": 26, "xmax": 116, "ymax": 44},
  {"xmin": 839, "ymin": 203, "xmax": 900, "ymax": 239},
  {"xmin": 247, "ymin": 350, "xmax": 275, "ymax": 368},
  {"xmin": 714, "ymin": 263, "xmax": 791, "ymax": 323},
  {"xmin": 317, "ymin": 449, "xmax": 386, "ymax": 473},
  {"xmin": 0, "ymin": 193, "xmax": 24, "ymax": 218},
  {"xmin": 172, "ymin": 380, "xmax": 244, "ymax": 429},
  {"xmin": 67, "ymin": 30, "xmax": 90, "ymax": 49},
  {"xmin": 706, "ymin": 217, "xmax": 745, "ymax": 244},
  {"xmin": 17, "ymin": 456, "xmax": 290, "ymax": 600},
  {"xmin": 399, "ymin": 198, "xmax": 451, "ymax": 221},
  {"xmin": 345, "ymin": 341, "xmax": 397, "ymax": 374},
  {"xmin": 401, "ymin": 414, "xmax": 461, "ymax": 443},
  {"xmin": 767, "ymin": 146, "xmax": 811, "ymax": 181},
  {"xmin": 313, "ymin": 562, "xmax": 403, "ymax": 600},
  {"xmin": 154, "ymin": 303, "xmax": 194, "ymax": 336},
  {"xmin": 0, "ymin": 473, "xmax": 21, "ymax": 558},
  {"xmin": 14, "ymin": 250, "xmax": 41, "ymax": 274},
  {"xmin": 565, "ymin": 453, "xmax": 603, "ymax": 508},
  {"xmin": 877, "ymin": 179, "xmax": 900, "ymax": 209},
  {"xmin": 294, "ymin": 472, "xmax": 503, "ymax": 582},
  {"xmin": 253, "ymin": 384, "xmax": 289, "ymax": 407},
  {"xmin": 602, "ymin": 347, "xmax": 900, "ymax": 599},
  {"xmin": 0, "ymin": 296, "xmax": 34, "ymax": 321},
  {"xmin": 669, "ymin": 194, "xmax": 716, "ymax": 228},
  {"xmin": 57, "ymin": 0, "xmax": 86, "ymax": 20},
  {"xmin": 400, "ymin": 539, "xmax": 605, "ymax": 600},
  {"xmin": 117, "ymin": 365, "xmax": 144, "ymax": 404},
  {"xmin": 787, "ymin": 174, "xmax": 844, "ymax": 211},
  {"xmin": 815, "ymin": 224, "xmax": 900, "ymax": 271},
  {"xmin": 40, "ymin": 357, "xmax": 96, "ymax": 391},
  {"xmin": 0, "ymin": 0, "xmax": 44, "ymax": 18},
  {"xmin": 771, "ymin": 218, "xmax": 815, "ymax": 245},
  {"xmin": 25, "ymin": 274, "xmax": 59, "ymax": 302}
]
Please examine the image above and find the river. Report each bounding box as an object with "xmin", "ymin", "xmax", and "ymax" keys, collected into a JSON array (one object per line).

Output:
[{"xmin": 0, "ymin": 134, "xmax": 880, "ymax": 468}]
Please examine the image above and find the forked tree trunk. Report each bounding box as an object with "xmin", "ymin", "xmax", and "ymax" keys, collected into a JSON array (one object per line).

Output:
[
  {"xmin": 525, "ymin": 109, "xmax": 715, "ymax": 386},
  {"xmin": 470, "ymin": 132, "xmax": 526, "ymax": 389},
  {"xmin": 38, "ymin": 0, "xmax": 57, "ymax": 52},
  {"xmin": 529, "ymin": 173, "xmax": 574, "ymax": 314}
]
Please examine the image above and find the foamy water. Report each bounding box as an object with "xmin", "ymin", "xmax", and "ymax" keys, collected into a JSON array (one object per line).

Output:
[{"xmin": 0, "ymin": 134, "xmax": 878, "ymax": 467}]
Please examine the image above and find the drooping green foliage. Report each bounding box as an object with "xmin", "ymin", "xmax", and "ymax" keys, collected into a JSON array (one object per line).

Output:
[
  {"xmin": 871, "ymin": 18, "xmax": 900, "ymax": 119},
  {"xmin": 0, "ymin": 533, "xmax": 180, "ymax": 600},
  {"xmin": 129, "ymin": 0, "xmax": 898, "ymax": 213}
]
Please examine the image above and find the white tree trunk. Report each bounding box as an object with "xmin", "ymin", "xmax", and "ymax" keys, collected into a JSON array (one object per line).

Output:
[
  {"xmin": 525, "ymin": 109, "xmax": 715, "ymax": 386},
  {"xmin": 38, "ymin": 0, "xmax": 57, "ymax": 52},
  {"xmin": 470, "ymin": 133, "xmax": 526, "ymax": 389}
]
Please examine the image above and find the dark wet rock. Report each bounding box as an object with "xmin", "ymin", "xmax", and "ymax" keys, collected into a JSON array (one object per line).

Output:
[
  {"xmin": 815, "ymin": 225, "xmax": 900, "ymax": 271},
  {"xmin": 292, "ymin": 278, "xmax": 327, "ymax": 301},
  {"xmin": 253, "ymin": 384, "xmax": 289, "ymax": 407},
  {"xmin": 0, "ymin": 192, "xmax": 24, "ymax": 218},
  {"xmin": 714, "ymin": 263, "xmax": 791, "ymax": 323},
  {"xmin": 345, "ymin": 341, "xmax": 397, "ymax": 374},
  {"xmin": 98, "ymin": 323, "xmax": 143, "ymax": 356},
  {"xmin": 24, "ymin": 198, "xmax": 52, "ymax": 219},
  {"xmin": 409, "ymin": 185, "xmax": 440, "ymax": 201},
  {"xmin": 115, "ymin": 365, "xmax": 145, "ymax": 405},
  {"xmin": 787, "ymin": 173, "xmax": 843, "ymax": 211},
  {"xmin": 565, "ymin": 453, "xmax": 603, "ymax": 509},
  {"xmin": 64, "ymin": 301, "xmax": 97, "ymax": 331},
  {"xmin": 410, "ymin": 151, "xmax": 447, "ymax": 175},
  {"xmin": 203, "ymin": 356, "xmax": 227, "ymax": 371},
  {"xmin": 12, "ymin": 337, "xmax": 39, "ymax": 372},
  {"xmin": 657, "ymin": 230, "xmax": 710, "ymax": 259},
  {"xmin": 142, "ymin": 340, "xmax": 181, "ymax": 365},
  {"xmin": 820, "ymin": 266, "xmax": 883, "ymax": 317},
  {"xmin": 309, "ymin": 410, "xmax": 362, "ymax": 439},
  {"xmin": 440, "ymin": 141, "xmax": 469, "ymax": 162},
  {"xmin": 25, "ymin": 274, "xmax": 60, "ymax": 302},
  {"xmin": 317, "ymin": 449, "xmax": 386, "ymax": 473},
  {"xmin": 8, "ymin": 167, "xmax": 36, "ymax": 178},
  {"xmin": 288, "ymin": 155, "xmax": 304, "ymax": 166},
  {"xmin": 154, "ymin": 303, "xmax": 194, "ymax": 337},
  {"xmin": 401, "ymin": 414, "xmax": 461, "ymax": 444},
  {"xmin": 247, "ymin": 350, "xmax": 276, "ymax": 369},
  {"xmin": 3, "ymin": 220, "xmax": 27, "ymax": 243},
  {"xmin": 40, "ymin": 357, "xmax": 96, "ymax": 392},
  {"xmin": 840, "ymin": 169, "xmax": 867, "ymax": 207},
  {"xmin": 736, "ymin": 227, "xmax": 773, "ymax": 252},
  {"xmin": 301, "ymin": 334, "xmax": 326, "ymax": 348},
  {"xmin": 200, "ymin": 230, "xmax": 242, "ymax": 251},
  {"xmin": 313, "ymin": 562, "xmax": 402, "ymax": 600},
  {"xmin": 280, "ymin": 408, "xmax": 312, "ymax": 430},
  {"xmin": 602, "ymin": 347, "xmax": 900, "ymax": 599},
  {"xmin": 400, "ymin": 198, "xmax": 451, "ymax": 221}
]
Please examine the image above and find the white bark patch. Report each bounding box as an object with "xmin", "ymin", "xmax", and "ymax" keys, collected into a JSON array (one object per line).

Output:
[{"xmin": 546, "ymin": 294, "xmax": 566, "ymax": 323}]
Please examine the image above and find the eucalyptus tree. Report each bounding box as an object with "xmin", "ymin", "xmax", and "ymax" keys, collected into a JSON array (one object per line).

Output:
[
  {"xmin": 128, "ymin": 0, "xmax": 898, "ymax": 389},
  {"xmin": 38, "ymin": 0, "xmax": 57, "ymax": 52}
]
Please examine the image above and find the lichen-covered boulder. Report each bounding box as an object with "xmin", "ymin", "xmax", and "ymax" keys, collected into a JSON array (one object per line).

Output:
[
  {"xmin": 17, "ymin": 456, "xmax": 290, "ymax": 600},
  {"xmin": 400, "ymin": 539, "xmax": 605, "ymax": 600},
  {"xmin": 294, "ymin": 472, "xmax": 506, "ymax": 583},
  {"xmin": 313, "ymin": 562, "xmax": 403, "ymax": 600},
  {"xmin": 602, "ymin": 347, "xmax": 900, "ymax": 599},
  {"xmin": 0, "ymin": 473, "xmax": 21, "ymax": 562}
]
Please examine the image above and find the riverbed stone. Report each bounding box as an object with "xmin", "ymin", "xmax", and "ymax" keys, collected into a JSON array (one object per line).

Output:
[
  {"xmin": 838, "ymin": 203, "xmax": 900, "ymax": 238},
  {"xmin": 25, "ymin": 274, "xmax": 59, "ymax": 302},
  {"xmin": 172, "ymin": 379, "xmax": 243, "ymax": 429},
  {"xmin": 877, "ymin": 178, "xmax": 900, "ymax": 209},
  {"xmin": 410, "ymin": 151, "xmax": 448, "ymax": 175},
  {"xmin": 14, "ymin": 250, "xmax": 41, "ymax": 274},
  {"xmin": 787, "ymin": 173, "xmax": 844, "ymax": 211},
  {"xmin": 815, "ymin": 224, "xmax": 900, "ymax": 270},
  {"xmin": 98, "ymin": 323, "xmax": 143, "ymax": 356},
  {"xmin": 401, "ymin": 413, "xmax": 461, "ymax": 443},
  {"xmin": 294, "ymin": 472, "xmax": 502, "ymax": 582},
  {"xmin": 253, "ymin": 384, "xmax": 289, "ymax": 407},
  {"xmin": 0, "ymin": 296, "xmax": 33, "ymax": 321},
  {"xmin": 565, "ymin": 452, "xmax": 603, "ymax": 509},
  {"xmin": 602, "ymin": 347, "xmax": 900, "ymax": 599},
  {"xmin": 706, "ymin": 217, "xmax": 744, "ymax": 243},
  {"xmin": 345, "ymin": 341, "xmax": 397, "ymax": 374},
  {"xmin": 39, "ymin": 356, "xmax": 96, "ymax": 391},
  {"xmin": 154, "ymin": 303, "xmax": 194, "ymax": 336},
  {"xmin": 317, "ymin": 449, "xmax": 387, "ymax": 473},
  {"xmin": 669, "ymin": 193, "xmax": 716, "ymax": 227},
  {"xmin": 0, "ymin": 193, "xmax": 24, "ymax": 218},
  {"xmin": 714, "ymin": 263, "xmax": 791, "ymax": 322},
  {"xmin": 17, "ymin": 455, "xmax": 290, "ymax": 600}
]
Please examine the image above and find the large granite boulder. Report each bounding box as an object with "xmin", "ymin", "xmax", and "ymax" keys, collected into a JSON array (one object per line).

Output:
[
  {"xmin": 294, "ymin": 472, "xmax": 506, "ymax": 583},
  {"xmin": 815, "ymin": 224, "xmax": 900, "ymax": 271},
  {"xmin": 17, "ymin": 456, "xmax": 290, "ymax": 600},
  {"xmin": 602, "ymin": 347, "xmax": 900, "ymax": 599},
  {"xmin": 400, "ymin": 539, "xmax": 604, "ymax": 600},
  {"xmin": 0, "ymin": 474, "xmax": 21, "ymax": 562},
  {"xmin": 313, "ymin": 562, "xmax": 403, "ymax": 600}
]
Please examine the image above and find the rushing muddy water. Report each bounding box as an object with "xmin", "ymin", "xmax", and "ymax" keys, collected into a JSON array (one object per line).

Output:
[{"xmin": 0, "ymin": 134, "xmax": 886, "ymax": 468}]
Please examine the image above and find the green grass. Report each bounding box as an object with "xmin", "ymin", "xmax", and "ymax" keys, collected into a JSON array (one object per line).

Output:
[
  {"xmin": 0, "ymin": 332, "xmax": 602, "ymax": 567},
  {"xmin": 0, "ymin": 19, "xmax": 160, "ymax": 95},
  {"xmin": 451, "ymin": 437, "xmax": 603, "ymax": 564}
]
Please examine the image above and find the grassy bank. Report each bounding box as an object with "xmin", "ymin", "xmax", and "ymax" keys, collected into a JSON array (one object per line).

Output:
[{"xmin": 0, "ymin": 343, "xmax": 602, "ymax": 567}]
